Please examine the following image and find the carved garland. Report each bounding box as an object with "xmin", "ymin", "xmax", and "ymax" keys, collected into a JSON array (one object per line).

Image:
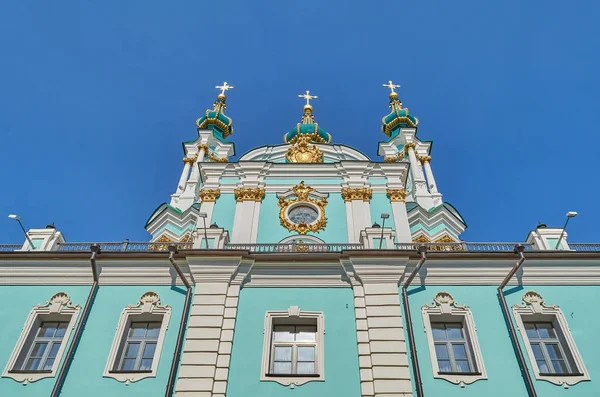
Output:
[{"xmin": 278, "ymin": 181, "xmax": 327, "ymax": 234}]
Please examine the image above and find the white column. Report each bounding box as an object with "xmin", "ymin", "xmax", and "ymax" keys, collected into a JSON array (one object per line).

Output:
[
  {"xmin": 390, "ymin": 200, "xmax": 412, "ymax": 243},
  {"xmin": 230, "ymin": 188, "xmax": 264, "ymax": 243},
  {"xmin": 345, "ymin": 202, "xmax": 356, "ymax": 243},
  {"xmin": 420, "ymin": 156, "xmax": 438, "ymax": 194},
  {"xmin": 189, "ymin": 145, "xmax": 208, "ymax": 182},
  {"xmin": 351, "ymin": 201, "xmax": 372, "ymax": 243},
  {"xmin": 176, "ymin": 160, "xmax": 192, "ymax": 194},
  {"xmin": 405, "ymin": 143, "xmax": 424, "ymax": 183}
]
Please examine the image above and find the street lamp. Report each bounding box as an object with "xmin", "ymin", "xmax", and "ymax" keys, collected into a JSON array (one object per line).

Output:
[
  {"xmin": 555, "ymin": 211, "xmax": 578, "ymax": 250},
  {"xmin": 379, "ymin": 213, "xmax": 390, "ymax": 249},
  {"xmin": 198, "ymin": 212, "xmax": 209, "ymax": 249},
  {"xmin": 8, "ymin": 214, "xmax": 35, "ymax": 247}
]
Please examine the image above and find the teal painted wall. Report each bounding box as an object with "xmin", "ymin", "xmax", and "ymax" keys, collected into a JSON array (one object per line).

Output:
[
  {"xmin": 0, "ymin": 286, "xmax": 91, "ymax": 396},
  {"xmin": 405, "ymin": 285, "xmax": 528, "ymax": 396},
  {"xmin": 406, "ymin": 285, "xmax": 599, "ymax": 396},
  {"xmin": 256, "ymin": 193, "xmax": 348, "ymax": 243},
  {"xmin": 227, "ymin": 287, "xmax": 361, "ymax": 397},
  {"xmin": 370, "ymin": 193, "xmax": 396, "ymax": 242},
  {"xmin": 506, "ymin": 286, "xmax": 598, "ymax": 396},
  {"xmin": 59, "ymin": 285, "xmax": 186, "ymax": 397},
  {"xmin": 212, "ymin": 193, "xmax": 236, "ymax": 235},
  {"xmin": 263, "ymin": 179, "xmax": 343, "ymax": 185}
]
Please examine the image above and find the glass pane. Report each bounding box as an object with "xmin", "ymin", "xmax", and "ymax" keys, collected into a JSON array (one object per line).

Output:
[
  {"xmin": 434, "ymin": 344, "xmax": 449, "ymax": 360},
  {"xmin": 43, "ymin": 358, "xmax": 55, "ymax": 370},
  {"xmin": 39, "ymin": 323, "xmax": 58, "ymax": 338},
  {"xmin": 545, "ymin": 344, "xmax": 563, "ymax": 360},
  {"xmin": 273, "ymin": 346, "xmax": 292, "ymax": 361},
  {"xmin": 121, "ymin": 358, "xmax": 136, "ymax": 371},
  {"xmin": 48, "ymin": 342, "xmax": 61, "ymax": 359},
  {"xmin": 143, "ymin": 343, "xmax": 157, "ymax": 359},
  {"xmin": 446, "ymin": 324, "xmax": 463, "ymax": 339},
  {"xmin": 295, "ymin": 326, "xmax": 317, "ymax": 342},
  {"xmin": 273, "ymin": 326, "xmax": 295, "ymax": 342},
  {"xmin": 55, "ymin": 323, "xmax": 68, "ymax": 338},
  {"xmin": 30, "ymin": 342, "xmax": 48, "ymax": 358},
  {"xmin": 525, "ymin": 323, "xmax": 538, "ymax": 339},
  {"xmin": 536, "ymin": 324, "xmax": 555, "ymax": 339},
  {"xmin": 297, "ymin": 362, "xmax": 315, "ymax": 374},
  {"xmin": 129, "ymin": 323, "xmax": 147, "ymax": 338},
  {"xmin": 531, "ymin": 343, "xmax": 545, "ymax": 360},
  {"xmin": 536, "ymin": 359, "xmax": 549, "ymax": 373},
  {"xmin": 552, "ymin": 359, "xmax": 569, "ymax": 374},
  {"xmin": 438, "ymin": 359, "xmax": 452, "ymax": 373},
  {"xmin": 25, "ymin": 358, "xmax": 41, "ymax": 371},
  {"xmin": 124, "ymin": 342, "xmax": 140, "ymax": 359},
  {"xmin": 139, "ymin": 358, "xmax": 153, "ymax": 371},
  {"xmin": 431, "ymin": 324, "xmax": 446, "ymax": 340},
  {"xmin": 146, "ymin": 323, "xmax": 161, "ymax": 338},
  {"xmin": 452, "ymin": 344, "xmax": 467, "ymax": 360},
  {"xmin": 273, "ymin": 361, "xmax": 292, "ymax": 374},
  {"xmin": 298, "ymin": 346, "xmax": 315, "ymax": 362},
  {"xmin": 455, "ymin": 360, "xmax": 471, "ymax": 373}
]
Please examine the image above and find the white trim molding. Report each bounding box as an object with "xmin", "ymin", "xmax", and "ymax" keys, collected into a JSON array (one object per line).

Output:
[
  {"xmin": 2, "ymin": 292, "xmax": 81, "ymax": 384},
  {"xmin": 512, "ymin": 291, "xmax": 590, "ymax": 387},
  {"xmin": 260, "ymin": 306, "xmax": 325, "ymax": 387},
  {"xmin": 103, "ymin": 292, "xmax": 172, "ymax": 384},
  {"xmin": 422, "ymin": 292, "xmax": 487, "ymax": 387}
]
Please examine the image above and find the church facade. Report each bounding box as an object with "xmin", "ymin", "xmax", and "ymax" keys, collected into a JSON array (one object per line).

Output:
[{"xmin": 1, "ymin": 82, "xmax": 599, "ymax": 397}]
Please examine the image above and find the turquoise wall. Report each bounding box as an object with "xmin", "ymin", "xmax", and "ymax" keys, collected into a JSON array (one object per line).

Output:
[
  {"xmin": 227, "ymin": 287, "xmax": 361, "ymax": 397},
  {"xmin": 257, "ymin": 193, "xmax": 348, "ymax": 243},
  {"xmin": 0, "ymin": 286, "xmax": 91, "ymax": 396},
  {"xmin": 370, "ymin": 193, "xmax": 396, "ymax": 242},
  {"xmin": 59, "ymin": 285, "xmax": 186, "ymax": 397},
  {"xmin": 506, "ymin": 286, "xmax": 598, "ymax": 396},
  {"xmin": 212, "ymin": 193, "xmax": 236, "ymax": 235},
  {"xmin": 405, "ymin": 285, "xmax": 528, "ymax": 396},
  {"xmin": 405, "ymin": 285, "xmax": 599, "ymax": 396}
]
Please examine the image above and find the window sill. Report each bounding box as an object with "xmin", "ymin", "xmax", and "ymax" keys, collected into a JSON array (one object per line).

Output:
[
  {"xmin": 539, "ymin": 373, "xmax": 584, "ymax": 377},
  {"xmin": 266, "ymin": 373, "xmax": 320, "ymax": 378},
  {"xmin": 8, "ymin": 370, "xmax": 53, "ymax": 374},
  {"xmin": 109, "ymin": 370, "xmax": 153, "ymax": 374},
  {"xmin": 438, "ymin": 371, "xmax": 482, "ymax": 376}
]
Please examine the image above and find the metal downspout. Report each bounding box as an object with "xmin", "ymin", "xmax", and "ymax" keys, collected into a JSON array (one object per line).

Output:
[
  {"xmin": 165, "ymin": 245, "xmax": 192, "ymax": 397},
  {"xmin": 498, "ymin": 245, "xmax": 537, "ymax": 397},
  {"xmin": 401, "ymin": 246, "xmax": 427, "ymax": 397},
  {"xmin": 50, "ymin": 244, "xmax": 101, "ymax": 397}
]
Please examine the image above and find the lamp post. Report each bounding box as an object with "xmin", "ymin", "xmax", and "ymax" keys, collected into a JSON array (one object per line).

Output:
[
  {"xmin": 555, "ymin": 211, "xmax": 578, "ymax": 250},
  {"xmin": 8, "ymin": 214, "xmax": 35, "ymax": 248},
  {"xmin": 198, "ymin": 212, "xmax": 209, "ymax": 249},
  {"xmin": 379, "ymin": 213, "xmax": 390, "ymax": 249}
]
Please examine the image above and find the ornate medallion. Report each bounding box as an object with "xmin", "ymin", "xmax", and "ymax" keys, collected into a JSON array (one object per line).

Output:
[
  {"xmin": 286, "ymin": 135, "xmax": 324, "ymax": 163},
  {"xmin": 278, "ymin": 181, "xmax": 327, "ymax": 234}
]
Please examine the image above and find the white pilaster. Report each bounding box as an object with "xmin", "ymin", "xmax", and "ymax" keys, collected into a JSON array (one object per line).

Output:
[
  {"xmin": 231, "ymin": 200, "xmax": 262, "ymax": 243},
  {"xmin": 390, "ymin": 201, "xmax": 412, "ymax": 243},
  {"xmin": 176, "ymin": 161, "xmax": 192, "ymax": 194}
]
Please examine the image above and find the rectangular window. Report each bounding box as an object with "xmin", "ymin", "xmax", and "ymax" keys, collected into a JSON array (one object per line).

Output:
[
  {"xmin": 431, "ymin": 322, "xmax": 476, "ymax": 374},
  {"xmin": 16, "ymin": 321, "xmax": 68, "ymax": 372},
  {"xmin": 270, "ymin": 325, "xmax": 317, "ymax": 376},
  {"xmin": 524, "ymin": 322, "xmax": 576, "ymax": 375},
  {"xmin": 116, "ymin": 321, "xmax": 161, "ymax": 372}
]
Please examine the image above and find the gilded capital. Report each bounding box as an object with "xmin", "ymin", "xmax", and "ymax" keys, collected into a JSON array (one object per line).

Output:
[
  {"xmin": 234, "ymin": 187, "xmax": 266, "ymax": 202},
  {"xmin": 199, "ymin": 188, "xmax": 221, "ymax": 202},
  {"xmin": 386, "ymin": 188, "xmax": 407, "ymax": 202},
  {"xmin": 182, "ymin": 156, "xmax": 196, "ymax": 166},
  {"xmin": 418, "ymin": 155, "xmax": 431, "ymax": 164},
  {"xmin": 209, "ymin": 153, "xmax": 229, "ymax": 163},
  {"xmin": 403, "ymin": 142, "xmax": 417, "ymax": 154},
  {"xmin": 341, "ymin": 187, "xmax": 373, "ymax": 202},
  {"xmin": 198, "ymin": 144, "xmax": 209, "ymax": 156},
  {"xmin": 383, "ymin": 156, "xmax": 397, "ymax": 163}
]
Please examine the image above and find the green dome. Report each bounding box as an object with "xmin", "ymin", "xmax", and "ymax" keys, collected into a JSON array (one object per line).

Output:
[
  {"xmin": 196, "ymin": 94, "xmax": 233, "ymax": 140},
  {"xmin": 381, "ymin": 92, "xmax": 419, "ymax": 137},
  {"xmin": 283, "ymin": 105, "xmax": 332, "ymax": 144}
]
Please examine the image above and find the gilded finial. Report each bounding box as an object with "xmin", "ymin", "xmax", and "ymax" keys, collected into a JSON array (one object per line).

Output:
[
  {"xmin": 216, "ymin": 81, "xmax": 234, "ymax": 98},
  {"xmin": 383, "ymin": 80, "xmax": 401, "ymax": 100},
  {"xmin": 298, "ymin": 90, "xmax": 318, "ymax": 110}
]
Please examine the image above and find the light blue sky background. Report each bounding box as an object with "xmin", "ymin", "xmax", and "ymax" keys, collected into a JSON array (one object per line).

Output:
[{"xmin": 1, "ymin": 1, "xmax": 598, "ymax": 244}]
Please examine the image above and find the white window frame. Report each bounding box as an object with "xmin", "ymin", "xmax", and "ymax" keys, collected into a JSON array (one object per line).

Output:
[
  {"xmin": 103, "ymin": 292, "xmax": 171, "ymax": 384},
  {"xmin": 2, "ymin": 292, "xmax": 80, "ymax": 384},
  {"xmin": 422, "ymin": 292, "xmax": 487, "ymax": 387},
  {"xmin": 513, "ymin": 291, "xmax": 590, "ymax": 387},
  {"xmin": 261, "ymin": 306, "xmax": 324, "ymax": 387}
]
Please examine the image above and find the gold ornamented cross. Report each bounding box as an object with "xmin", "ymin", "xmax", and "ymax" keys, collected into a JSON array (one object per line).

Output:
[
  {"xmin": 216, "ymin": 82, "xmax": 234, "ymax": 95},
  {"xmin": 298, "ymin": 90, "xmax": 318, "ymax": 106},
  {"xmin": 382, "ymin": 80, "xmax": 400, "ymax": 94}
]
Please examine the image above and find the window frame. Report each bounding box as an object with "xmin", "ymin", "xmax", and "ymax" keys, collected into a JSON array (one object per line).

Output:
[
  {"xmin": 513, "ymin": 291, "xmax": 590, "ymax": 387},
  {"xmin": 422, "ymin": 292, "xmax": 487, "ymax": 386},
  {"xmin": 103, "ymin": 292, "xmax": 171, "ymax": 384},
  {"xmin": 261, "ymin": 306, "xmax": 325, "ymax": 387},
  {"xmin": 2, "ymin": 292, "xmax": 80, "ymax": 384}
]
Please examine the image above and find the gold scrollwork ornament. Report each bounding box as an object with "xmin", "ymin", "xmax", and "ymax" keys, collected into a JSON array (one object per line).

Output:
[
  {"xmin": 286, "ymin": 135, "xmax": 324, "ymax": 163},
  {"xmin": 278, "ymin": 181, "xmax": 327, "ymax": 234}
]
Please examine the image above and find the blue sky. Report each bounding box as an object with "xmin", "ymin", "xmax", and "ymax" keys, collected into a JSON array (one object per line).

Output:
[{"xmin": 1, "ymin": 1, "xmax": 599, "ymax": 244}]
